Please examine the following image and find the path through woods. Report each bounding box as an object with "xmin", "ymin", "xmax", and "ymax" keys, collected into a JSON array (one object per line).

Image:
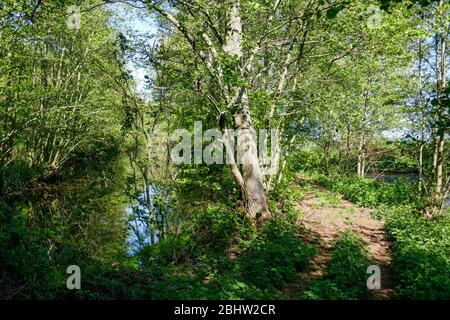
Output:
[{"xmin": 282, "ymin": 178, "xmax": 394, "ymax": 300}]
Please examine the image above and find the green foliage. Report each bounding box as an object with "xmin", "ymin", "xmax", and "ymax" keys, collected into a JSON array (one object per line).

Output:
[
  {"xmin": 303, "ymin": 231, "xmax": 372, "ymax": 300},
  {"xmin": 377, "ymin": 154, "xmax": 419, "ymax": 173},
  {"xmin": 1, "ymin": 0, "xmax": 448, "ymax": 301},
  {"xmin": 0, "ymin": 139, "xmax": 132, "ymax": 299},
  {"xmin": 1, "ymin": 159, "xmax": 35, "ymax": 194},
  {"xmin": 289, "ymin": 144, "xmax": 323, "ymax": 173},
  {"xmin": 0, "ymin": 0, "xmax": 127, "ymax": 181},
  {"xmin": 313, "ymin": 173, "xmax": 419, "ymax": 208},
  {"xmin": 136, "ymin": 205, "xmax": 315, "ymax": 299},
  {"xmin": 375, "ymin": 205, "xmax": 450, "ymax": 299},
  {"xmin": 239, "ymin": 219, "xmax": 317, "ymax": 291},
  {"xmin": 306, "ymin": 173, "xmax": 450, "ymax": 300},
  {"xmin": 0, "ymin": 200, "xmax": 54, "ymax": 299}
]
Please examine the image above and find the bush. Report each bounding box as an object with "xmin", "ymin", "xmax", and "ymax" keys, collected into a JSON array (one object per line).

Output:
[
  {"xmin": 313, "ymin": 173, "xmax": 418, "ymax": 207},
  {"xmin": 1, "ymin": 159, "xmax": 35, "ymax": 194},
  {"xmin": 0, "ymin": 200, "xmax": 62, "ymax": 299},
  {"xmin": 137, "ymin": 207, "xmax": 316, "ymax": 299},
  {"xmin": 240, "ymin": 218, "xmax": 317, "ymax": 291},
  {"xmin": 375, "ymin": 205, "xmax": 450, "ymax": 299}
]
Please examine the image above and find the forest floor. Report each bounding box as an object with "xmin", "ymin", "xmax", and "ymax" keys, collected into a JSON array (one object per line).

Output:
[{"xmin": 281, "ymin": 177, "xmax": 394, "ymax": 300}]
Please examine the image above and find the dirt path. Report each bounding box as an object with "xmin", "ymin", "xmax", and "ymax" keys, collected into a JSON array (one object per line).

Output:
[{"xmin": 282, "ymin": 178, "xmax": 394, "ymax": 300}]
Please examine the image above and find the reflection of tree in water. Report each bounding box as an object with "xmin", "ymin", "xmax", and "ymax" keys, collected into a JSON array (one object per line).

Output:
[{"xmin": 127, "ymin": 184, "xmax": 173, "ymax": 252}]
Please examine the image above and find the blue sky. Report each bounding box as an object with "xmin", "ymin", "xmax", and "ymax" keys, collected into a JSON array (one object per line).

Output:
[{"xmin": 107, "ymin": 2, "xmax": 159, "ymax": 100}]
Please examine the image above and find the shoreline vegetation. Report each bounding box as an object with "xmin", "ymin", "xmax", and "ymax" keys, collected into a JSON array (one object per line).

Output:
[{"xmin": 1, "ymin": 0, "xmax": 449, "ymax": 300}]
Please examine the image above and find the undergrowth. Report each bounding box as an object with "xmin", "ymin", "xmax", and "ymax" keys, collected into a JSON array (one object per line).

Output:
[{"xmin": 375, "ymin": 205, "xmax": 450, "ymax": 299}]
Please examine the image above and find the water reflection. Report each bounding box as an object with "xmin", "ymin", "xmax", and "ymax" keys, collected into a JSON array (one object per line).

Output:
[{"xmin": 126, "ymin": 184, "xmax": 171, "ymax": 253}]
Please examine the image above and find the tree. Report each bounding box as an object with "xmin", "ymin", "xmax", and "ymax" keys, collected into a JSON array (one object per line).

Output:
[
  {"xmin": 0, "ymin": 0, "xmax": 129, "ymax": 185},
  {"xmin": 132, "ymin": 0, "xmax": 366, "ymax": 221},
  {"xmin": 404, "ymin": 0, "xmax": 449, "ymax": 212}
]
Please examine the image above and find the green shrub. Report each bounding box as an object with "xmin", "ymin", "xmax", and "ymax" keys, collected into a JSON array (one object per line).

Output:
[
  {"xmin": 0, "ymin": 201, "xmax": 63, "ymax": 299},
  {"xmin": 240, "ymin": 218, "xmax": 317, "ymax": 291},
  {"xmin": 375, "ymin": 205, "xmax": 450, "ymax": 299},
  {"xmin": 313, "ymin": 173, "xmax": 418, "ymax": 207},
  {"xmin": 136, "ymin": 207, "xmax": 315, "ymax": 299},
  {"xmin": 193, "ymin": 205, "xmax": 249, "ymax": 251},
  {"xmin": 1, "ymin": 159, "xmax": 35, "ymax": 194}
]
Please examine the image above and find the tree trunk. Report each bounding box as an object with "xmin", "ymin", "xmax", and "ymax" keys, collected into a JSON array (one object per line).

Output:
[
  {"xmin": 430, "ymin": 24, "xmax": 447, "ymax": 212},
  {"xmin": 418, "ymin": 143, "xmax": 424, "ymax": 194},
  {"xmin": 433, "ymin": 135, "xmax": 445, "ymax": 207},
  {"xmin": 225, "ymin": 1, "xmax": 270, "ymax": 221},
  {"xmin": 235, "ymin": 113, "xmax": 270, "ymax": 219},
  {"xmin": 357, "ymin": 137, "xmax": 366, "ymax": 178}
]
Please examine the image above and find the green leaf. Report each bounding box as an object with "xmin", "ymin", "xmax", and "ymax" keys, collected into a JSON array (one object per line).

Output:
[{"xmin": 326, "ymin": 4, "xmax": 344, "ymax": 19}]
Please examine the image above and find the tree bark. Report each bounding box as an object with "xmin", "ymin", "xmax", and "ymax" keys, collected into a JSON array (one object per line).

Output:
[
  {"xmin": 357, "ymin": 136, "xmax": 366, "ymax": 178},
  {"xmin": 418, "ymin": 143, "xmax": 424, "ymax": 193},
  {"xmin": 225, "ymin": 1, "xmax": 270, "ymax": 221},
  {"xmin": 234, "ymin": 112, "xmax": 270, "ymax": 219},
  {"xmin": 430, "ymin": 23, "xmax": 447, "ymax": 211}
]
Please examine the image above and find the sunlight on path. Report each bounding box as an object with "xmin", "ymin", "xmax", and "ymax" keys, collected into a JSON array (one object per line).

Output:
[{"xmin": 283, "ymin": 177, "xmax": 394, "ymax": 300}]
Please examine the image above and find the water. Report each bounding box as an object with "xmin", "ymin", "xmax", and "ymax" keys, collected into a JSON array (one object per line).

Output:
[
  {"xmin": 126, "ymin": 184, "xmax": 172, "ymax": 253},
  {"xmin": 377, "ymin": 173, "xmax": 419, "ymax": 183}
]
